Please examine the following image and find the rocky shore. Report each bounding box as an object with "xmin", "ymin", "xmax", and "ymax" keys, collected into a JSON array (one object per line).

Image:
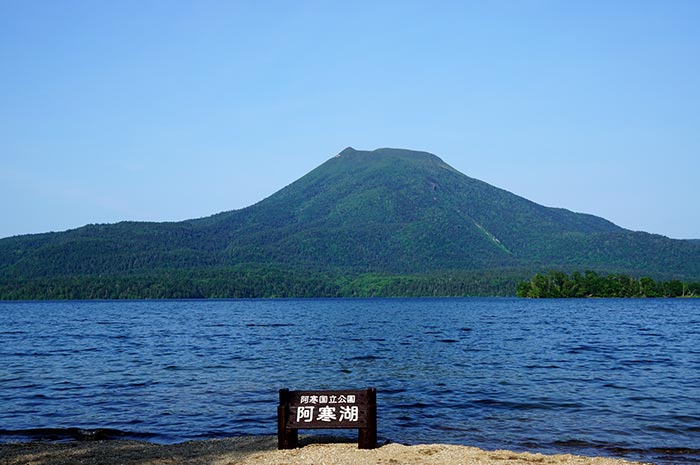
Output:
[{"xmin": 0, "ymin": 435, "xmax": 649, "ymax": 465}]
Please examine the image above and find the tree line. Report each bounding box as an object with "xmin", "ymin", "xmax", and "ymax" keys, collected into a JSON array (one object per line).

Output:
[
  {"xmin": 517, "ymin": 270, "xmax": 700, "ymax": 298},
  {"xmin": 0, "ymin": 267, "xmax": 524, "ymax": 300},
  {"xmin": 4, "ymin": 267, "xmax": 698, "ymax": 300}
]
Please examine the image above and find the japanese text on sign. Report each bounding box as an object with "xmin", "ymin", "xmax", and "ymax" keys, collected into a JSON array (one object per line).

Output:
[
  {"xmin": 295, "ymin": 405, "xmax": 360, "ymax": 423},
  {"xmin": 284, "ymin": 389, "xmax": 369, "ymax": 429},
  {"xmin": 299, "ymin": 394, "xmax": 356, "ymax": 404}
]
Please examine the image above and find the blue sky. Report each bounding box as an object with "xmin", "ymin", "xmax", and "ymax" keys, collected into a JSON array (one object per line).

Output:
[{"xmin": 2, "ymin": 1, "xmax": 698, "ymax": 239}]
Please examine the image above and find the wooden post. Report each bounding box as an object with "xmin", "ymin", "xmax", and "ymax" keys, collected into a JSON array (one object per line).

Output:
[
  {"xmin": 358, "ymin": 387, "xmax": 377, "ymax": 449},
  {"xmin": 278, "ymin": 388, "xmax": 298, "ymax": 449}
]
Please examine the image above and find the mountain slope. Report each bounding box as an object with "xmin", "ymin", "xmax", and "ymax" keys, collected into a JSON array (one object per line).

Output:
[
  {"xmin": 200, "ymin": 147, "xmax": 627, "ymax": 272},
  {"xmin": 1, "ymin": 147, "xmax": 699, "ymax": 297}
]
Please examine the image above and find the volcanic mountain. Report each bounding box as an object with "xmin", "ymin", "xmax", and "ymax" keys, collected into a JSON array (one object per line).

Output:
[{"xmin": 1, "ymin": 147, "xmax": 698, "ymax": 298}]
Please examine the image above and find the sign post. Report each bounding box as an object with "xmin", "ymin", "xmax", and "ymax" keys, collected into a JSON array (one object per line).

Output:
[{"xmin": 278, "ymin": 388, "xmax": 377, "ymax": 449}]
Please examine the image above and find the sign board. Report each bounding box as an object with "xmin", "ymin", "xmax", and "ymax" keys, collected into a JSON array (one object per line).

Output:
[{"xmin": 278, "ymin": 388, "xmax": 377, "ymax": 449}]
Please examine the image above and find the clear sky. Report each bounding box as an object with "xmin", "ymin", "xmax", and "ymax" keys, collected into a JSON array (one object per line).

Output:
[{"xmin": 2, "ymin": 1, "xmax": 698, "ymax": 240}]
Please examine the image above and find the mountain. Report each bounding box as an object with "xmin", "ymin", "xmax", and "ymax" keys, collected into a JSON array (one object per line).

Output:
[{"xmin": 1, "ymin": 147, "xmax": 699, "ymax": 298}]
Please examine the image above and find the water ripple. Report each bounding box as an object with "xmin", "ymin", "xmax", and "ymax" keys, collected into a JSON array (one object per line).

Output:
[{"xmin": 1, "ymin": 298, "xmax": 699, "ymax": 464}]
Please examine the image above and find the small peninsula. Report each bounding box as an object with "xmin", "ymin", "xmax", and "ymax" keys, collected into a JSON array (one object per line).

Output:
[{"xmin": 517, "ymin": 270, "xmax": 700, "ymax": 298}]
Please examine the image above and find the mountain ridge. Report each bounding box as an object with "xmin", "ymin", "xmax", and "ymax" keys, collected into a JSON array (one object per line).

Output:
[{"xmin": 1, "ymin": 147, "xmax": 699, "ymax": 298}]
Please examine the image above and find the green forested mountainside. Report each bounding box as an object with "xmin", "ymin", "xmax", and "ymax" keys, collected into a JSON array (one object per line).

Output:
[{"xmin": 1, "ymin": 147, "xmax": 699, "ymax": 299}]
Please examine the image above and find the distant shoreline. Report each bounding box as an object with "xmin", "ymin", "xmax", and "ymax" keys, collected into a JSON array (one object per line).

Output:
[{"xmin": 517, "ymin": 271, "xmax": 700, "ymax": 298}]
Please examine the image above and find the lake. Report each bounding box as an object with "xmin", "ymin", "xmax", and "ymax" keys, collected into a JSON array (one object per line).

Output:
[{"xmin": 1, "ymin": 298, "xmax": 698, "ymax": 464}]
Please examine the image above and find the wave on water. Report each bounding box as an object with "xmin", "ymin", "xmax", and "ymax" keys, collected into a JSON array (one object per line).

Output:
[
  {"xmin": 2, "ymin": 298, "xmax": 700, "ymax": 464},
  {"xmin": 0, "ymin": 427, "xmax": 159, "ymax": 443}
]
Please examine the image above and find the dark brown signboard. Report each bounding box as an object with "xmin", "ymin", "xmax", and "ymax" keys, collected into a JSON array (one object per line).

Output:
[{"xmin": 278, "ymin": 388, "xmax": 377, "ymax": 449}]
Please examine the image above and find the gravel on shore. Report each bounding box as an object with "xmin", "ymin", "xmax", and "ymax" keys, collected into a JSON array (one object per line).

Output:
[{"xmin": 0, "ymin": 435, "xmax": 650, "ymax": 465}]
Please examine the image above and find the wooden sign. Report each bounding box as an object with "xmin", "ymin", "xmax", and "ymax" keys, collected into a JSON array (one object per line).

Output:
[{"xmin": 278, "ymin": 388, "xmax": 377, "ymax": 449}]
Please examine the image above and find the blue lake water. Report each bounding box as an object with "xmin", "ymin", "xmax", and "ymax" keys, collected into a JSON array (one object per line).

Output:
[{"xmin": 1, "ymin": 298, "xmax": 699, "ymax": 464}]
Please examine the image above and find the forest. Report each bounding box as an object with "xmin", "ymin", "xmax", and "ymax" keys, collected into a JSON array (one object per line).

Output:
[
  {"xmin": 0, "ymin": 266, "xmax": 523, "ymax": 300},
  {"xmin": 3, "ymin": 268, "xmax": 699, "ymax": 300},
  {"xmin": 516, "ymin": 270, "xmax": 700, "ymax": 298}
]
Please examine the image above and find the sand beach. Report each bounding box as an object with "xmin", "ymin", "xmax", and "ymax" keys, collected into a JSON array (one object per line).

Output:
[{"xmin": 0, "ymin": 435, "xmax": 649, "ymax": 465}]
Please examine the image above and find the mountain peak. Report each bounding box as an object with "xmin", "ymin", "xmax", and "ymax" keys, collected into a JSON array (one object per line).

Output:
[
  {"xmin": 336, "ymin": 146, "xmax": 357, "ymax": 157},
  {"xmin": 334, "ymin": 146, "xmax": 446, "ymax": 165},
  {"xmin": 372, "ymin": 147, "xmax": 445, "ymax": 162}
]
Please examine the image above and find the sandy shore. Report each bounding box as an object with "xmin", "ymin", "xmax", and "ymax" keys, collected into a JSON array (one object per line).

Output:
[{"xmin": 0, "ymin": 435, "xmax": 649, "ymax": 465}]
